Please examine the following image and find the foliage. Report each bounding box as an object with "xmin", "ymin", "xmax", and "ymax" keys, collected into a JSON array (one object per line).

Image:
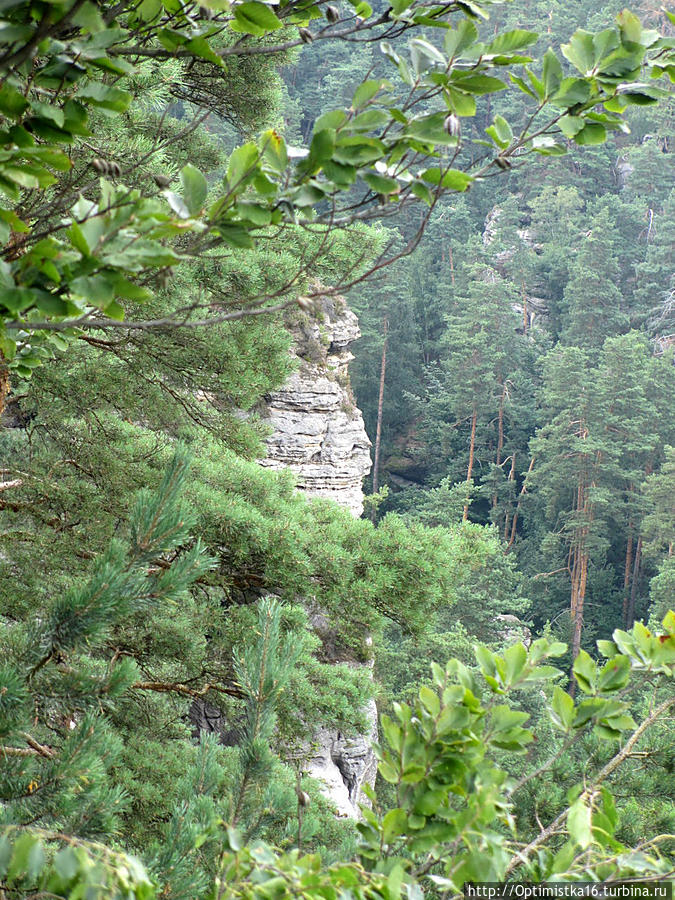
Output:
[
  {"xmin": 0, "ymin": 0, "xmax": 672, "ymax": 376},
  {"xmin": 2, "ymin": 613, "xmax": 674, "ymax": 899}
]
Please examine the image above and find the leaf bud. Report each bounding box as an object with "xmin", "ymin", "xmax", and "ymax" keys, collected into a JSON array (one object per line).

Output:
[
  {"xmin": 495, "ymin": 156, "xmax": 512, "ymax": 170},
  {"xmin": 298, "ymin": 27, "xmax": 314, "ymax": 42},
  {"xmin": 296, "ymin": 296, "xmax": 315, "ymax": 312},
  {"xmin": 325, "ymin": 4, "xmax": 339, "ymax": 22},
  {"xmin": 443, "ymin": 114, "xmax": 461, "ymax": 137}
]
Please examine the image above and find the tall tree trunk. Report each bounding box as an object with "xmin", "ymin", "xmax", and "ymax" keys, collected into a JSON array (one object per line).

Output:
[
  {"xmin": 0, "ymin": 353, "xmax": 8, "ymax": 420},
  {"xmin": 449, "ymin": 246, "xmax": 455, "ymax": 287},
  {"xmin": 493, "ymin": 384, "xmax": 506, "ymax": 509},
  {"xmin": 463, "ymin": 407, "xmax": 477, "ymax": 521},
  {"xmin": 504, "ymin": 452, "xmax": 516, "ymax": 540},
  {"xmin": 371, "ymin": 317, "xmax": 388, "ymax": 511},
  {"xmin": 622, "ymin": 529, "xmax": 633, "ymax": 627},
  {"xmin": 569, "ymin": 478, "xmax": 591, "ymax": 696},
  {"xmin": 627, "ymin": 536, "xmax": 642, "ymax": 626},
  {"xmin": 506, "ymin": 456, "xmax": 534, "ymax": 551}
]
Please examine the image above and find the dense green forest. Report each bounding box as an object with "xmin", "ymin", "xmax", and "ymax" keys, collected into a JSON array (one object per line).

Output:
[{"xmin": 0, "ymin": 0, "xmax": 674, "ymax": 896}]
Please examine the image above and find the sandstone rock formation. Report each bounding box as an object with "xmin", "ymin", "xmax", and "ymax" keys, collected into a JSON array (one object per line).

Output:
[
  {"xmin": 259, "ymin": 292, "xmax": 372, "ymax": 517},
  {"xmin": 260, "ymin": 291, "xmax": 377, "ymax": 818}
]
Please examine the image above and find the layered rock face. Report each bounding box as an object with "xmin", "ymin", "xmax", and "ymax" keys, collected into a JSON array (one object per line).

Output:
[
  {"xmin": 259, "ymin": 292, "xmax": 377, "ymax": 817},
  {"xmin": 259, "ymin": 293, "xmax": 372, "ymax": 517}
]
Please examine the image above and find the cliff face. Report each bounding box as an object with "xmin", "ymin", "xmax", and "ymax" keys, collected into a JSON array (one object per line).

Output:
[
  {"xmin": 259, "ymin": 293, "xmax": 372, "ymax": 517},
  {"xmin": 259, "ymin": 292, "xmax": 377, "ymax": 818}
]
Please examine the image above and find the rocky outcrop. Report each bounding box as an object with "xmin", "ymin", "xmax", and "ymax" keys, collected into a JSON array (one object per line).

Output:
[
  {"xmin": 259, "ymin": 291, "xmax": 377, "ymax": 817},
  {"xmin": 259, "ymin": 292, "xmax": 372, "ymax": 516},
  {"xmin": 305, "ymin": 697, "xmax": 379, "ymax": 818}
]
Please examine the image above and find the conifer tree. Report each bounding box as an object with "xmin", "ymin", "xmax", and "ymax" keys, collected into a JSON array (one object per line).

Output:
[{"xmin": 561, "ymin": 209, "xmax": 629, "ymax": 347}]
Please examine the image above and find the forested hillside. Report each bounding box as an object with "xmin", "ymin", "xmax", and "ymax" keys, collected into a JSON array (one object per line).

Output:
[{"xmin": 0, "ymin": 0, "xmax": 673, "ymax": 897}]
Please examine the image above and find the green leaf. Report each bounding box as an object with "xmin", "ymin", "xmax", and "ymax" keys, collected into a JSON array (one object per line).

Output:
[
  {"xmin": 410, "ymin": 38, "xmax": 446, "ymax": 76},
  {"xmin": 444, "ymin": 86, "xmax": 476, "ymax": 116},
  {"xmin": 617, "ymin": 9, "xmax": 642, "ymax": 46},
  {"xmin": 450, "ymin": 73, "xmax": 506, "ymax": 94},
  {"xmin": 75, "ymin": 81, "xmax": 132, "ymax": 114},
  {"xmin": 227, "ymin": 142, "xmax": 259, "ymax": 187},
  {"xmin": 568, "ymin": 795, "xmax": 593, "ymax": 848},
  {"xmin": 0, "ymin": 83, "xmax": 29, "ymax": 119},
  {"xmin": 503, "ymin": 642, "xmax": 526, "ymax": 683},
  {"xmin": 217, "ymin": 224, "xmax": 254, "ymax": 248},
  {"xmin": 405, "ymin": 112, "xmax": 459, "ymax": 145},
  {"xmin": 597, "ymin": 654, "xmax": 630, "ymax": 692},
  {"xmin": 333, "ymin": 137, "xmax": 385, "ymax": 166},
  {"xmin": 443, "ymin": 19, "xmax": 478, "ymax": 58},
  {"xmin": 542, "ymin": 48, "xmax": 563, "ymax": 96},
  {"xmin": 71, "ymin": 274, "xmax": 115, "ymax": 307},
  {"xmin": 562, "ymin": 29, "xmax": 597, "ymax": 75},
  {"xmin": 573, "ymin": 649, "xmax": 597, "ymax": 693},
  {"xmin": 486, "ymin": 114, "xmax": 512, "ymax": 148},
  {"xmin": 487, "ymin": 29, "xmax": 538, "ymax": 54},
  {"xmin": 363, "ymin": 172, "xmax": 399, "ymax": 194},
  {"xmin": 573, "ymin": 122, "xmax": 607, "ymax": 145},
  {"xmin": 231, "ymin": 2, "xmax": 282, "ymax": 35},
  {"xmin": 551, "ymin": 77, "xmax": 591, "ymax": 108},
  {"xmin": 411, "ymin": 181, "xmax": 433, "ymax": 205},
  {"xmin": 382, "ymin": 808, "xmax": 407, "ymax": 842},
  {"xmin": 180, "ymin": 164, "xmax": 208, "ymax": 216},
  {"xmin": 550, "ymin": 685, "xmax": 574, "ymax": 731},
  {"xmin": 353, "ymin": 79, "xmax": 389, "ymax": 110},
  {"xmin": 309, "ymin": 128, "xmax": 336, "ymax": 164}
]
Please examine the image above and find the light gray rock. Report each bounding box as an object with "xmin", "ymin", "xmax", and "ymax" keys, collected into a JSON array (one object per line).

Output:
[
  {"xmin": 259, "ymin": 291, "xmax": 377, "ymax": 817},
  {"xmin": 259, "ymin": 292, "xmax": 372, "ymax": 517}
]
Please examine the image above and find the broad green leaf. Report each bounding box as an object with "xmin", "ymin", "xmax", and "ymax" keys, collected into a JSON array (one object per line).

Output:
[
  {"xmin": 450, "ymin": 73, "xmax": 506, "ymax": 94},
  {"xmin": 353, "ymin": 79, "xmax": 389, "ymax": 109},
  {"xmin": 227, "ymin": 142, "xmax": 259, "ymax": 187},
  {"xmin": 597, "ymin": 654, "xmax": 630, "ymax": 692},
  {"xmin": 0, "ymin": 83, "xmax": 29, "ymax": 119},
  {"xmin": 550, "ymin": 685, "xmax": 574, "ymax": 731},
  {"xmin": 568, "ymin": 795, "xmax": 593, "ymax": 848},
  {"xmin": 231, "ymin": 1, "xmax": 282, "ymax": 34},
  {"xmin": 443, "ymin": 19, "xmax": 477, "ymax": 58},
  {"xmin": 75, "ymin": 81, "xmax": 132, "ymax": 114},
  {"xmin": 180, "ymin": 164, "xmax": 208, "ymax": 215},
  {"xmin": 573, "ymin": 649, "xmax": 597, "ymax": 693},
  {"xmin": 562, "ymin": 29, "xmax": 597, "ymax": 75},
  {"xmin": 542, "ymin": 48, "xmax": 562, "ymax": 96},
  {"xmin": 486, "ymin": 29, "xmax": 538, "ymax": 54},
  {"xmin": 573, "ymin": 122, "xmax": 607, "ymax": 145},
  {"xmin": 363, "ymin": 172, "xmax": 399, "ymax": 194},
  {"xmin": 551, "ymin": 76, "xmax": 591, "ymax": 108}
]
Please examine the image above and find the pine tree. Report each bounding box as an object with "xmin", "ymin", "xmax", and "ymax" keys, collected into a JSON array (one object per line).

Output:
[
  {"xmin": 0, "ymin": 451, "xmax": 213, "ymax": 836},
  {"xmin": 561, "ymin": 208, "xmax": 629, "ymax": 347}
]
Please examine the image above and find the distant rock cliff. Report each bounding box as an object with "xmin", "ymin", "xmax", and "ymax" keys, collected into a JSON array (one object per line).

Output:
[
  {"xmin": 260, "ymin": 290, "xmax": 377, "ymax": 818},
  {"xmin": 259, "ymin": 292, "xmax": 372, "ymax": 517}
]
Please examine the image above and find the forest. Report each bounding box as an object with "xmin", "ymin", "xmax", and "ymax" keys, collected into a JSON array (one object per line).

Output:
[{"xmin": 0, "ymin": 0, "xmax": 674, "ymax": 896}]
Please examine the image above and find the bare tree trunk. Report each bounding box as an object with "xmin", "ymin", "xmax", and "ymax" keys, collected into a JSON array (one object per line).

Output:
[
  {"xmin": 506, "ymin": 456, "xmax": 534, "ymax": 551},
  {"xmin": 622, "ymin": 529, "xmax": 633, "ymax": 627},
  {"xmin": 493, "ymin": 384, "xmax": 505, "ymax": 510},
  {"xmin": 0, "ymin": 352, "xmax": 8, "ymax": 420},
  {"xmin": 504, "ymin": 452, "xmax": 516, "ymax": 540},
  {"xmin": 371, "ymin": 317, "xmax": 388, "ymax": 510},
  {"xmin": 627, "ymin": 536, "xmax": 642, "ymax": 626},
  {"xmin": 463, "ymin": 407, "xmax": 477, "ymax": 521}
]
